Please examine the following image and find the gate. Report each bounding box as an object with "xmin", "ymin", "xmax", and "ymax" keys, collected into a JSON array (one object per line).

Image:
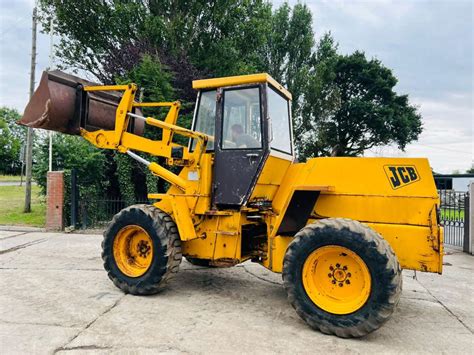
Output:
[
  {"xmin": 69, "ymin": 169, "xmax": 148, "ymax": 229},
  {"xmin": 438, "ymin": 190, "xmax": 469, "ymax": 249}
]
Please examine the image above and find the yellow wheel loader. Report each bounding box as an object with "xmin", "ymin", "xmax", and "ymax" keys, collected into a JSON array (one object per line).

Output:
[{"xmin": 21, "ymin": 70, "xmax": 443, "ymax": 338}]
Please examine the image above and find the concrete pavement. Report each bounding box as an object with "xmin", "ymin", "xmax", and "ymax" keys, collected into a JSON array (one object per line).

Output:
[{"xmin": 0, "ymin": 230, "xmax": 473, "ymax": 354}]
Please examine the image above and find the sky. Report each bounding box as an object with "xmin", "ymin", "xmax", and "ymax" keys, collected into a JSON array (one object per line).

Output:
[{"xmin": 0, "ymin": 0, "xmax": 472, "ymax": 173}]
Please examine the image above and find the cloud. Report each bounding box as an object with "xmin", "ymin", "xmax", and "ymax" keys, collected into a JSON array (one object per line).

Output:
[
  {"xmin": 315, "ymin": 0, "xmax": 414, "ymax": 27},
  {"xmin": 303, "ymin": 0, "xmax": 473, "ymax": 97},
  {"xmin": 367, "ymin": 92, "xmax": 473, "ymax": 173},
  {"xmin": 405, "ymin": 93, "xmax": 472, "ymax": 173},
  {"xmin": 0, "ymin": 0, "xmax": 51, "ymax": 113}
]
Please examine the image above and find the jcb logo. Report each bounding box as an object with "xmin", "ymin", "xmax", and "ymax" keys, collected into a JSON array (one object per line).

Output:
[{"xmin": 384, "ymin": 165, "xmax": 420, "ymax": 189}]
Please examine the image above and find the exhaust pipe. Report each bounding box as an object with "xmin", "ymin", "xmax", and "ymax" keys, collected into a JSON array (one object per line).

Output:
[{"xmin": 19, "ymin": 70, "xmax": 144, "ymax": 135}]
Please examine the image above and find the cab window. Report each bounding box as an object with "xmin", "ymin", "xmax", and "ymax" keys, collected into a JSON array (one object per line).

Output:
[
  {"xmin": 268, "ymin": 86, "xmax": 292, "ymax": 154},
  {"xmin": 191, "ymin": 90, "xmax": 216, "ymax": 151},
  {"xmin": 222, "ymin": 87, "xmax": 262, "ymax": 150}
]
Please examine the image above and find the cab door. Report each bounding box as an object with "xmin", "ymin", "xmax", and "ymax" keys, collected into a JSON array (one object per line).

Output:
[{"xmin": 212, "ymin": 85, "xmax": 269, "ymax": 208}]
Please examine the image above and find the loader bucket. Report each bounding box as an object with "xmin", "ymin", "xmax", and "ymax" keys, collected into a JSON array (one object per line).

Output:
[{"xmin": 19, "ymin": 70, "xmax": 143, "ymax": 135}]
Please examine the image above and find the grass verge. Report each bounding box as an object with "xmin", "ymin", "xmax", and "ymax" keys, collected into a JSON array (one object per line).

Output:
[
  {"xmin": 0, "ymin": 185, "xmax": 46, "ymax": 227},
  {"xmin": 440, "ymin": 208, "xmax": 465, "ymax": 220}
]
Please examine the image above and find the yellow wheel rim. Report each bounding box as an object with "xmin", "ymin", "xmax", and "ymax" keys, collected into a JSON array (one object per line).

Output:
[
  {"xmin": 302, "ymin": 245, "xmax": 371, "ymax": 315},
  {"xmin": 113, "ymin": 225, "xmax": 154, "ymax": 278}
]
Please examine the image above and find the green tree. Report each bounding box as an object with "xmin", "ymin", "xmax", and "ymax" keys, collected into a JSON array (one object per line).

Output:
[
  {"xmin": 39, "ymin": 0, "xmax": 272, "ymax": 96},
  {"xmin": 259, "ymin": 2, "xmax": 315, "ymax": 119},
  {"xmin": 33, "ymin": 134, "xmax": 109, "ymax": 225},
  {"xmin": 299, "ymin": 35, "xmax": 422, "ymax": 158},
  {"xmin": 0, "ymin": 107, "xmax": 25, "ymax": 175},
  {"xmin": 38, "ymin": 0, "xmax": 147, "ymax": 82}
]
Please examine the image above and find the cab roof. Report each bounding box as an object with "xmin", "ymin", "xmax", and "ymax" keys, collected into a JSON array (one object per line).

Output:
[{"xmin": 192, "ymin": 73, "xmax": 292, "ymax": 100}]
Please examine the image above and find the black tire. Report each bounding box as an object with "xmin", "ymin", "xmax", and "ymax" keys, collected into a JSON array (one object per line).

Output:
[
  {"xmin": 102, "ymin": 204, "xmax": 182, "ymax": 295},
  {"xmin": 185, "ymin": 257, "xmax": 213, "ymax": 267},
  {"xmin": 282, "ymin": 218, "xmax": 402, "ymax": 338}
]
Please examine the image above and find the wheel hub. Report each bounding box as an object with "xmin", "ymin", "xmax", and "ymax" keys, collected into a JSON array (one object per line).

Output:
[
  {"xmin": 302, "ymin": 245, "xmax": 371, "ymax": 315},
  {"xmin": 329, "ymin": 264, "xmax": 352, "ymax": 286},
  {"xmin": 113, "ymin": 225, "xmax": 154, "ymax": 277},
  {"xmin": 137, "ymin": 240, "xmax": 151, "ymax": 258}
]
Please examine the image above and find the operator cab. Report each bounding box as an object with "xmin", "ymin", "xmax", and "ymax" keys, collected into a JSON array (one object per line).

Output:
[{"xmin": 190, "ymin": 74, "xmax": 294, "ymax": 208}]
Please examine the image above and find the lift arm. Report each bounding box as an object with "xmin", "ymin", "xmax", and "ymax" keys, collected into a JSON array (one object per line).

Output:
[{"xmin": 80, "ymin": 84, "xmax": 209, "ymax": 191}]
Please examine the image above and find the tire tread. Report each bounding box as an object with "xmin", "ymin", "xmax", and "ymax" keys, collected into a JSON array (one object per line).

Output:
[{"xmin": 102, "ymin": 204, "xmax": 182, "ymax": 295}]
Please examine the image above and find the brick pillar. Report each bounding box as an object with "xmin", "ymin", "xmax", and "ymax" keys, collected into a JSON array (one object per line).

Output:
[{"xmin": 46, "ymin": 171, "xmax": 64, "ymax": 231}]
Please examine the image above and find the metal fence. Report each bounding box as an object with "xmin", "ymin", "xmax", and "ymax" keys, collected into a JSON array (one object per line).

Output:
[
  {"xmin": 76, "ymin": 198, "xmax": 149, "ymax": 229},
  {"xmin": 438, "ymin": 190, "xmax": 469, "ymax": 248}
]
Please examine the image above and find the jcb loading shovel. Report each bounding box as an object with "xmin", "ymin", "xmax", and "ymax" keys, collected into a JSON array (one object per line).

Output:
[{"xmin": 19, "ymin": 70, "xmax": 443, "ymax": 338}]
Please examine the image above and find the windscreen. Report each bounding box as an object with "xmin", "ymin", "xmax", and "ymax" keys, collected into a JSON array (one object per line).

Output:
[{"xmin": 221, "ymin": 87, "xmax": 262, "ymax": 150}]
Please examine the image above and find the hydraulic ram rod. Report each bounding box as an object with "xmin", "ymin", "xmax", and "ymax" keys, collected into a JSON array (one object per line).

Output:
[
  {"xmin": 126, "ymin": 150, "xmax": 187, "ymax": 191},
  {"xmin": 126, "ymin": 150, "xmax": 150, "ymax": 166}
]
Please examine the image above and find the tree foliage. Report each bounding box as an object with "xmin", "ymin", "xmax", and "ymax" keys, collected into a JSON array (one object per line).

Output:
[
  {"xmin": 39, "ymin": 1, "xmax": 272, "ymax": 101},
  {"xmin": 260, "ymin": 2, "xmax": 315, "ymax": 121},
  {"xmin": 0, "ymin": 107, "xmax": 25, "ymax": 175}
]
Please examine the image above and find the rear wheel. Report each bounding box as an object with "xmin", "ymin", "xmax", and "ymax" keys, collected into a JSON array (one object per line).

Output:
[
  {"xmin": 282, "ymin": 218, "xmax": 402, "ymax": 338},
  {"xmin": 102, "ymin": 204, "xmax": 182, "ymax": 295}
]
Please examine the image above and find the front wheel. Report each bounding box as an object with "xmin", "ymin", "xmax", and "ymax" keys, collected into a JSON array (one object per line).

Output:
[
  {"xmin": 102, "ymin": 204, "xmax": 182, "ymax": 295},
  {"xmin": 282, "ymin": 218, "xmax": 402, "ymax": 338}
]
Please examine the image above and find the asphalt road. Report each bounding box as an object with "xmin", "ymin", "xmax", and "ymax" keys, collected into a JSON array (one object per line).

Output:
[{"xmin": 0, "ymin": 230, "xmax": 473, "ymax": 354}]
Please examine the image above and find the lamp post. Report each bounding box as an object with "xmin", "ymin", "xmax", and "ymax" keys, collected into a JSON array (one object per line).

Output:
[
  {"xmin": 24, "ymin": 1, "xmax": 37, "ymax": 213},
  {"xmin": 48, "ymin": 17, "xmax": 54, "ymax": 172}
]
